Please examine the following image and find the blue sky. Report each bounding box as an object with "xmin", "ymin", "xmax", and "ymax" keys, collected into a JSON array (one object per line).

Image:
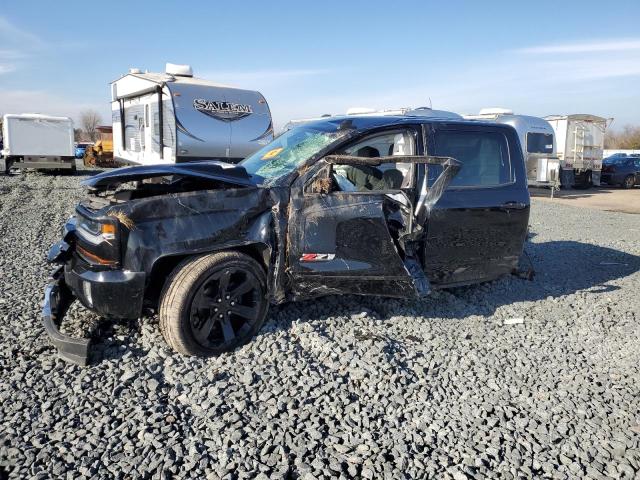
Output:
[{"xmin": 1, "ymin": 0, "xmax": 639, "ymax": 130}]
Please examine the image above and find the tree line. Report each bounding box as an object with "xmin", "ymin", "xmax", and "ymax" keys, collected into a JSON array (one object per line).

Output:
[
  {"xmin": 604, "ymin": 125, "xmax": 640, "ymax": 150},
  {"xmin": 74, "ymin": 109, "xmax": 103, "ymax": 142}
]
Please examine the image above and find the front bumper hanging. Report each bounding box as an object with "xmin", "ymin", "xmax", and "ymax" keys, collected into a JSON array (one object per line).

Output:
[{"xmin": 42, "ymin": 266, "xmax": 91, "ymax": 366}]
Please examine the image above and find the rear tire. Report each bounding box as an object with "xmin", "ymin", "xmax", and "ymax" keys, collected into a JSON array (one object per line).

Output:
[
  {"xmin": 573, "ymin": 170, "xmax": 593, "ymax": 189},
  {"xmin": 2, "ymin": 157, "xmax": 13, "ymax": 175},
  {"xmin": 623, "ymin": 175, "xmax": 635, "ymax": 189},
  {"xmin": 159, "ymin": 251, "xmax": 268, "ymax": 356}
]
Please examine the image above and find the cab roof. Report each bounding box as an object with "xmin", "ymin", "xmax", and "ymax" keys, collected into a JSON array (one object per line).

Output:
[{"xmin": 300, "ymin": 114, "xmax": 506, "ymax": 132}]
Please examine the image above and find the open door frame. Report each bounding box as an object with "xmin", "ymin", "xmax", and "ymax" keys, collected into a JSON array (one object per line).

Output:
[{"xmin": 285, "ymin": 154, "xmax": 460, "ymax": 301}]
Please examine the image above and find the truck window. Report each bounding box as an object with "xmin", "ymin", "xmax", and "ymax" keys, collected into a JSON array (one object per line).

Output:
[
  {"xmin": 337, "ymin": 130, "xmax": 416, "ymax": 189},
  {"xmin": 526, "ymin": 132, "xmax": 553, "ymax": 154},
  {"xmin": 434, "ymin": 130, "xmax": 512, "ymax": 187}
]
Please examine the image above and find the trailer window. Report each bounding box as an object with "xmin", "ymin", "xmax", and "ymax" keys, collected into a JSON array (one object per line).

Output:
[
  {"xmin": 433, "ymin": 130, "xmax": 512, "ymax": 187},
  {"xmin": 145, "ymin": 105, "xmax": 149, "ymax": 128},
  {"xmin": 526, "ymin": 133, "xmax": 553, "ymax": 154}
]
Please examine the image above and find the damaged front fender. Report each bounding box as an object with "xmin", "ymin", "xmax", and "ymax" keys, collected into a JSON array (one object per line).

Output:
[{"xmin": 81, "ymin": 160, "xmax": 256, "ymax": 190}]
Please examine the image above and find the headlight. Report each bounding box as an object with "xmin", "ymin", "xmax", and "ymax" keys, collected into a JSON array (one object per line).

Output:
[{"xmin": 75, "ymin": 209, "xmax": 121, "ymax": 267}]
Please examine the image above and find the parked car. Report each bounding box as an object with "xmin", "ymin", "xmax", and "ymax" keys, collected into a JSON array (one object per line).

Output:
[
  {"xmin": 43, "ymin": 116, "xmax": 530, "ymax": 364},
  {"xmin": 601, "ymin": 155, "xmax": 640, "ymax": 188},
  {"xmin": 75, "ymin": 142, "xmax": 93, "ymax": 159}
]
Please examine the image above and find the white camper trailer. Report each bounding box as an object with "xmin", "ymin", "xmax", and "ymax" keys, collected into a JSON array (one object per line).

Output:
[
  {"xmin": 1, "ymin": 114, "xmax": 75, "ymax": 174},
  {"xmin": 110, "ymin": 64, "xmax": 273, "ymax": 165},
  {"xmin": 463, "ymin": 109, "xmax": 560, "ymax": 188},
  {"xmin": 544, "ymin": 114, "xmax": 608, "ymax": 188},
  {"xmin": 283, "ymin": 106, "xmax": 462, "ymax": 132}
]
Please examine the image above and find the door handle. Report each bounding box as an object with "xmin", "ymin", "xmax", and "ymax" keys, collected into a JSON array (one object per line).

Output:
[{"xmin": 499, "ymin": 201, "xmax": 527, "ymax": 210}]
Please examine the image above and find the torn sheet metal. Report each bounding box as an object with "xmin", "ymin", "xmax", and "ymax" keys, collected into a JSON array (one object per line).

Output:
[{"xmin": 82, "ymin": 160, "xmax": 256, "ymax": 190}]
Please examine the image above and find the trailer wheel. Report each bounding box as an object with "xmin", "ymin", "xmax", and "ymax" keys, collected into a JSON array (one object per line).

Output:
[
  {"xmin": 159, "ymin": 251, "xmax": 268, "ymax": 356},
  {"xmin": 574, "ymin": 170, "xmax": 593, "ymax": 189},
  {"xmin": 622, "ymin": 175, "xmax": 635, "ymax": 189}
]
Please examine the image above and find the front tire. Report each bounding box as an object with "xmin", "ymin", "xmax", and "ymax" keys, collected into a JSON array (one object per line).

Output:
[{"xmin": 159, "ymin": 251, "xmax": 268, "ymax": 356}]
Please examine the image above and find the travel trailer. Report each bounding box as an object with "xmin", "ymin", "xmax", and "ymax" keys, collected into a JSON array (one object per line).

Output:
[
  {"xmin": 544, "ymin": 114, "xmax": 608, "ymax": 188},
  {"xmin": 283, "ymin": 106, "xmax": 462, "ymax": 132},
  {"xmin": 463, "ymin": 109, "xmax": 561, "ymax": 188},
  {"xmin": 1, "ymin": 114, "xmax": 75, "ymax": 174},
  {"xmin": 110, "ymin": 63, "xmax": 273, "ymax": 165}
]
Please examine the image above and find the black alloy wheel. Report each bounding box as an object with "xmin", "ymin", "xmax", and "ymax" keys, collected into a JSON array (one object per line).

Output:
[
  {"xmin": 159, "ymin": 251, "xmax": 268, "ymax": 356},
  {"xmin": 189, "ymin": 266, "xmax": 262, "ymax": 350}
]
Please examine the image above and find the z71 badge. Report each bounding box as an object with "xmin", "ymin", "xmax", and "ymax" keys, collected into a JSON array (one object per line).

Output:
[
  {"xmin": 193, "ymin": 99, "xmax": 253, "ymax": 122},
  {"xmin": 300, "ymin": 253, "xmax": 336, "ymax": 262}
]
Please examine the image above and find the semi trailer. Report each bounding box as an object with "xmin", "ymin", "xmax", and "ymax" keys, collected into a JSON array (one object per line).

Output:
[{"xmin": 544, "ymin": 114, "xmax": 609, "ymax": 188}]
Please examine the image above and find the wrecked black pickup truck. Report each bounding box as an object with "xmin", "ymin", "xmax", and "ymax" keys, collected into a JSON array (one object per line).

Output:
[{"xmin": 43, "ymin": 116, "xmax": 530, "ymax": 364}]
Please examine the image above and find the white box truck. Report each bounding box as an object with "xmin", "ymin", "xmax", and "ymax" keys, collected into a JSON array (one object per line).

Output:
[
  {"xmin": 1, "ymin": 114, "xmax": 76, "ymax": 174},
  {"xmin": 544, "ymin": 114, "xmax": 608, "ymax": 188}
]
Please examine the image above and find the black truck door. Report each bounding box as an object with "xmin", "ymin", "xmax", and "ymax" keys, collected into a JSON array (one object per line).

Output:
[
  {"xmin": 287, "ymin": 128, "xmax": 424, "ymax": 299},
  {"xmin": 423, "ymin": 124, "xmax": 530, "ymax": 286}
]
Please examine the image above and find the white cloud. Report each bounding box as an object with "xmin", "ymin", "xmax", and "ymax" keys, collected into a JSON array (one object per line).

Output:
[
  {"xmin": 0, "ymin": 49, "xmax": 24, "ymax": 75},
  {"xmin": 0, "ymin": 16, "xmax": 44, "ymax": 49},
  {"xmin": 0, "ymin": 17, "xmax": 44, "ymax": 75},
  {"xmin": 515, "ymin": 38, "xmax": 640, "ymax": 54},
  {"xmin": 0, "ymin": 49, "xmax": 26, "ymax": 60},
  {"xmin": 201, "ymin": 68, "xmax": 332, "ymax": 88},
  {"xmin": 266, "ymin": 38, "xmax": 640, "ymax": 129},
  {"xmin": 0, "ymin": 89, "xmax": 109, "ymax": 124},
  {"xmin": 0, "ymin": 64, "xmax": 16, "ymax": 75}
]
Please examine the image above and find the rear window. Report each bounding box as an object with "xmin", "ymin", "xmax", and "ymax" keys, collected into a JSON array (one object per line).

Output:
[
  {"xmin": 434, "ymin": 130, "xmax": 513, "ymax": 187},
  {"xmin": 526, "ymin": 133, "xmax": 554, "ymax": 154},
  {"xmin": 606, "ymin": 157, "xmax": 632, "ymax": 165}
]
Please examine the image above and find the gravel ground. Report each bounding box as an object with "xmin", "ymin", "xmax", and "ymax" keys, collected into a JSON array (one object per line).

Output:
[{"xmin": 0, "ymin": 167, "xmax": 639, "ymax": 479}]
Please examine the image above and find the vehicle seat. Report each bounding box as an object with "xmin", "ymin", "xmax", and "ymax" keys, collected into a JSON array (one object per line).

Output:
[
  {"xmin": 357, "ymin": 146, "xmax": 380, "ymax": 158},
  {"xmin": 382, "ymin": 168, "xmax": 404, "ymax": 189},
  {"xmin": 337, "ymin": 146, "xmax": 379, "ymax": 191}
]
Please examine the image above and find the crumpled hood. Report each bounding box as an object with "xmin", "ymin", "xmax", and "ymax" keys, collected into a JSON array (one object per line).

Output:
[{"xmin": 82, "ymin": 160, "xmax": 256, "ymax": 190}]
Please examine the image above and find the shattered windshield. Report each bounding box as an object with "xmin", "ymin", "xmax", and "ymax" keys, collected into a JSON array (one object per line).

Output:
[{"xmin": 240, "ymin": 122, "xmax": 352, "ymax": 181}]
